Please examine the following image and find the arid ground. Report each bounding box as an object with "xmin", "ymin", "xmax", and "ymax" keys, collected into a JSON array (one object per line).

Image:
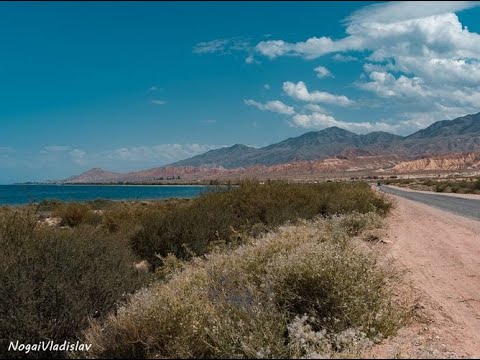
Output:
[{"xmin": 369, "ymin": 189, "xmax": 480, "ymax": 358}]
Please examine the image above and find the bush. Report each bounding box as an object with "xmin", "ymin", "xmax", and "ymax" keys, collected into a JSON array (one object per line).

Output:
[
  {"xmin": 267, "ymin": 241, "xmax": 401, "ymax": 340},
  {"xmin": 473, "ymin": 178, "xmax": 480, "ymax": 191},
  {"xmin": 35, "ymin": 199, "xmax": 63, "ymax": 212},
  {"xmin": 52, "ymin": 202, "xmax": 102, "ymax": 227},
  {"xmin": 84, "ymin": 214, "xmax": 409, "ymax": 359},
  {"xmin": 434, "ymin": 183, "xmax": 447, "ymax": 192},
  {"xmin": 129, "ymin": 181, "xmax": 392, "ymax": 268},
  {"xmin": 0, "ymin": 211, "xmax": 147, "ymax": 358}
]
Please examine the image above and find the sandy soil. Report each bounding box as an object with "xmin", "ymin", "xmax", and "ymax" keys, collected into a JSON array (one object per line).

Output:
[{"xmin": 368, "ymin": 194, "xmax": 480, "ymax": 358}]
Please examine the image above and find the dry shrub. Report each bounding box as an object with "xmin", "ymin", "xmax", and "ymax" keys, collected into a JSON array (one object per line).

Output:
[
  {"xmin": 52, "ymin": 202, "xmax": 102, "ymax": 227},
  {"xmin": 0, "ymin": 211, "xmax": 147, "ymax": 358},
  {"xmin": 84, "ymin": 213, "xmax": 409, "ymax": 359},
  {"xmin": 129, "ymin": 181, "xmax": 392, "ymax": 268}
]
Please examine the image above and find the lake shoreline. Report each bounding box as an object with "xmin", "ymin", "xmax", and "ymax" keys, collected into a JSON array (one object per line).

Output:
[{"xmin": 0, "ymin": 184, "xmax": 212, "ymax": 206}]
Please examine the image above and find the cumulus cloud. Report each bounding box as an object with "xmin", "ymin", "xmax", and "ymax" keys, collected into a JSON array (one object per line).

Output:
[
  {"xmin": 359, "ymin": 71, "xmax": 428, "ymax": 98},
  {"xmin": 283, "ymin": 81, "xmax": 353, "ymax": 106},
  {"xmin": 303, "ymin": 104, "xmax": 327, "ymax": 113},
  {"xmin": 345, "ymin": 1, "xmax": 478, "ymax": 25},
  {"xmin": 255, "ymin": 1, "xmax": 480, "ymax": 132},
  {"xmin": 314, "ymin": 65, "xmax": 333, "ymax": 78},
  {"xmin": 244, "ymin": 99, "xmax": 295, "ymax": 115},
  {"xmin": 255, "ymin": 2, "xmax": 480, "ymax": 60}
]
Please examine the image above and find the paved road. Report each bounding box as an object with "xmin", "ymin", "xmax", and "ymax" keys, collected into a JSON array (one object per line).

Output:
[{"xmin": 379, "ymin": 185, "xmax": 480, "ymax": 221}]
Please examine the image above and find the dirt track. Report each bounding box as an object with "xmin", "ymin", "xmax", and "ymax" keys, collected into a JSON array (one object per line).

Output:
[{"xmin": 370, "ymin": 193, "xmax": 480, "ymax": 358}]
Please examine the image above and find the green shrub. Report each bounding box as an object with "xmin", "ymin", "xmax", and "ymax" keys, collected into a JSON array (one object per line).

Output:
[
  {"xmin": 434, "ymin": 183, "xmax": 447, "ymax": 192},
  {"xmin": 130, "ymin": 181, "xmax": 392, "ymax": 268},
  {"xmin": 0, "ymin": 212, "xmax": 147, "ymax": 358},
  {"xmin": 84, "ymin": 213, "xmax": 408, "ymax": 359},
  {"xmin": 473, "ymin": 178, "xmax": 480, "ymax": 191}
]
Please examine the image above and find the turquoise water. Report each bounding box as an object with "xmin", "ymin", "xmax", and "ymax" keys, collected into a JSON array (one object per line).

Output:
[{"xmin": 0, "ymin": 184, "xmax": 208, "ymax": 205}]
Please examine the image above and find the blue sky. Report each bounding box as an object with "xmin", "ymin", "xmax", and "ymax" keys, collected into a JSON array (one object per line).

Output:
[{"xmin": 1, "ymin": 1, "xmax": 480, "ymax": 183}]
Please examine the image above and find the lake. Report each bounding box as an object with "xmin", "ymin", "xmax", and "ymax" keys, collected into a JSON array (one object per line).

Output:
[{"xmin": 0, "ymin": 184, "xmax": 208, "ymax": 206}]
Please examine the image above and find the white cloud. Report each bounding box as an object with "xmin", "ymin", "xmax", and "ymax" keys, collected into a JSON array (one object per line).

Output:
[
  {"xmin": 359, "ymin": 71, "xmax": 428, "ymax": 98},
  {"xmin": 345, "ymin": 1, "xmax": 479, "ymax": 25},
  {"xmin": 255, "ymin": 2, "xmax": 480, "ymax": 130},
  {"xmin": 256, "ymin": 37, "xmax": 356, "ymax": 60},
  {"xmin": 264, "ymin": 83, "xmax": 271, "ymax": 90},
  {"xmin": 193, "ymin": 38, "xmax": 252, "ymax": 57},
  {"xmin": 256, "ymin": 2, "xmax": 480, "ymax": 60},
  {"xmin": 332, "ymin": 54, "xmax": 358, "ymax": 62},
  {"xmin": 245, "ymin": 55, "xmax": 257, "ymax": 64},
  {"xmin": 303, "ymin": 104, "xmax": 326, "ymax": 113},
  {"xmin": 314, "ymin": 65, "xmax": 333, "ymax": 78},
  {"xmin": 151, "ymin": 99, "xmax": 167, "ymax": 105},
  {"xmin": 283, "ymin": 81, "xmax": 353, "ymax": 106},
  {"xmin": 291, "ymin": 111, "xmax": 399, "ymax": 134},
  {"xmin": 193, "ymin": 39, "xmax": 229, "ymax": 54},
  {"xmin": 244, "ymin": 99, "xmax": 295, "ymax": 115}
]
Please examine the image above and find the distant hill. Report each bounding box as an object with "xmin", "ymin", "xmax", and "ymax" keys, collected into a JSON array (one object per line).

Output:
[
  {"xmin": 172, "ymin": 127, "xmax": 405, "ymax": 168},
  {"xmin": 63, "ymin": 111, "xmax": 480, "ymax": 183},
  {"xmin": 393, "ymin": 152, "xmax": 480, "ymax": 172},
  {"xmin": 406, "ymin": 113, "xmax": 480, "ymax": 140},
  {"xmin": 171, "ymin": 112, "xmax": 480, "ymax": 168},
  {"xmin": 63, "ymin": 168, "xmax": 122, "ymax": 183}
]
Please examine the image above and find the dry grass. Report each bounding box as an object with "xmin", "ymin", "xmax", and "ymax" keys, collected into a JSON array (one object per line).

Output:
[{"xmin": 84, "ymin": 213, "xmax": 410, "ymax": 359}]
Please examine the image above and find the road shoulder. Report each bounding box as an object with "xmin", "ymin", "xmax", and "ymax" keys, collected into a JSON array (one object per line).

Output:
[{"xmin": 367, "ymin": 195, "xmax": 480, "ymax": 358}]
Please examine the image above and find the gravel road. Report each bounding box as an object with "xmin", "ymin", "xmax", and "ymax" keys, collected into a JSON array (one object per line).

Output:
[{"xmin": 379, "ymin": 185, "xmax": 480, "ymax": 221}]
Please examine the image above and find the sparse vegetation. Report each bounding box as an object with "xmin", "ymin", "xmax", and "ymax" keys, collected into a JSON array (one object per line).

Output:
[{"xmin": 1, "ymin": 181, "xmax": 404, "ymax": 359}]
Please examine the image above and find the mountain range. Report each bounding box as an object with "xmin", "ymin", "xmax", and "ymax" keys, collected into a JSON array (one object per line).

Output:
[
  {"xmin": 63, "ymin": 111, "xmax": 480, "ymax": 183},
  {"xmin": 172, "ymin": 112, "xmax": 480, "ymax": 168}
]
